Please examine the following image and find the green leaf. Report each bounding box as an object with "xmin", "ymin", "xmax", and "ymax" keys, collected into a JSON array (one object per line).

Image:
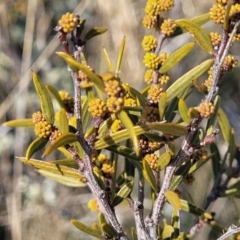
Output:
[
  {"xmin": 103, "ymin": 46, "xmax": 114, "ymax": 72},
  {"xmin": 206, "ymin": 96, "xmax": 220, "ymax": 135},
  {"xmin": 56, "ymin": 52, "xmax": 105, "ymax": 91},
  {"xmin": 101, "ymin": 223, "xmax": 118, "ymax": 238},
  {"xmin": 71, "ymin": 219, "xmax": 100, "ymax": 238},
  {"xmin": 165, "ymin": 97, "xmax": 178, "ymax": 122},
  {"xmin": 192, "ymin": 79, "xmax": 207, "ymax": 94},
  {"xmin": 115, "ymin": 36, "xmax": 126, "ymax": 78},
  {"xmin": 18, "ymin": 157, "xmax": 84, "ymax": 179},
  {"xmin": 158, "ymin": 152, "xmax": 171, "ymax": 170},
  {"xmin": 218, "ymin": 108, "xmax": 232, "ymax": 145},
  {"xmin": 221, "ymin": 180, "xmax": 240, "ymax": 197},
  {"xmin": 43, "ymin": 133, "xmax": 77, "ymax": 156},
  {"xmin": 191, "ymin": 12, "xmax": 210, "ymax": 26},
  {"xmin": 162, "ymin": 225, "xmax": 174, "ymax": 239},
  {"xmin": 3, "ymin": 119, "xmax": 34, "ymax": 128},
  {"xmin": 117, "ymin": 110, "xmax": 139, "ymax": 155},
  {"xmin": 159, "ymin": 92, "xmax": 167, "ymax": 121},
  {"xmin": 165, "ymin": 191, "xmax": 181, "ymax": 210},
  {"xmin": 160, "ymin": 42, "xmax": 194, "ymax": 73},
  {"xmin": 175, "ymin": 19, "xmax": 213, "ymax": 54},
  {"xmin": 148, "ymin": 122, "xmax": 187, "ymax": 137},
  {"xmin": 82, "ymin": 94, "xmax": 91, "ymax": 132},
  {"xmin": 46, "ymin": 85, "xmax": 65, "ymax": 109},
  {"xmin": 171, "ymin": 208, "xmax": 180, "ymax": 239},
  {"xmin": 58, "ymin": 109, "xmax": 69, "ymax": 134},
  {"xmin": 98, "ymin": 212, "xmax": 107, "ymax": 226},
  {"xmin": 210, "ymin": 143, "xmax": 221, "ymax": 178},
  {"xmin": 38, "ymin": 170, "xmax": 86, "ymax": 187},
  {"xmin": 49, "ymin": 158, "xmax": 77, "ymax": 168},
  {"xmin": 142, "ymin": 159, "xmax": 158, "ymax": 192},
  {"xmin": 178, "ymin": 98, "xmax": 191, "ymax": 124},
  {"xmin": 83, "ymin": 27, "xmax": 107, "ymax": 41},
  {"xmin": 32, "ymin": 72, "xmax": 54, "ymax": 124},
  {"xmin": 129, "ymin": 87, "xmax": 146, "ymax": 108},
  {"xmin": 26, "ymin": 137, "xmax": 49, "ymax": 160},
  {"xmin": 166, "ymin": 59, "xmax": 213, "ymax": 103},
  {"xmin": 180, "ymin": 199, "xmax": 205, "ymax": 216},
  {"xmin": 112, "ymin": 181, "xmax": 134, "ymax": 207}
]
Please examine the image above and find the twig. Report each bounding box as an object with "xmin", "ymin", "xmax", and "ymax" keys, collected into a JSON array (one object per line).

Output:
[{"xmin": 216, "ymin": 224, "xmax": 240, "ymax": 240}]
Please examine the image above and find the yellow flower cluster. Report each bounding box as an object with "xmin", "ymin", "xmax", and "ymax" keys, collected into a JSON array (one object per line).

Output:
[
  {"xmin": 197, "ymin": 101, "xmax": 215, "ymax": 118},
  {"xmin": 88, "ymin": 198, "xmax": 99, "ymax": 211},
  {"xmin": 147, "ymin": 84, "xmax": 163, "ymax": 104},
  {"xmin": 204, "ymin": 67, "xmax": 214, "ymax": 92},
  {"xmin": 93, "ymin": 153, "xmax": 114, "ymax": 177},
  {"xmin": 142, "ymin": 35, "xmax": 157, "ymax": 51},
  {"xmin": 111, "ymin": 119, "xmax": 123, "ymax": 133},
  {"xmin": 105, "ymin": 79, "xmax": 124, "ymax": 98},
  {"xmin": 144, "ymin": 70, "xmax": 170, "ymax": 85},
  {"xmin": 49, "ymin": 127, "xmax": 62, "ymax": 143},
  {"xmin": 214, "ymin": 0, "xmax": 227, "ymax": 5},
  {"xmin": 106, "ymin": 97, "xmax": 123, "ymax": 113},
  {"xmin": 78, "ymin": 66, "xmax": 94, "ymax": 88},
  {"xmin": 229, "ymin": 4, "xmax": 240, "ymax": 21},
  {"xmin": 222, "ymin": 55, "xmax": 238, "ymax": 72},
  {"xmin": 88, "ymin": 98, "xmax": 108, "ymax": 118},
  {"xmin": 124, "ymin": 98, "xmax": 137, "ymax": 107},
  {"xmin": 32, "ymin": 111, "xmax": 45, "ymax": 124},
  {"xmin": 58, "ymin": 12, "xmax": 79, "ymax": 34},
  {"xmin": 160, "ymin": 19, "xmax": 177, "ymax": 36},
  {"xmin": 143, "ymin": 52, "xmax": 162, "ymax": 69},
  {"xmin": 145, "ymin": 0, "xmax": 161, "ymax": 16},
  {"xmin": 159, "ymin": 0, "xmax": 174, "ymax": 11},
  {"xmin": 142, "ymin": 15, "xmax": 158, "ymax": 29},
  {"xmin": 209, "ymin": 4, "xmax": 226, "ymax": 24},
  {"xmin": 209, "ymin": 32, "xmax": 222, "ymax": 47},
  {"xmin": 144, "ymin": 153, "xmax": 159, "ymax": 171}
]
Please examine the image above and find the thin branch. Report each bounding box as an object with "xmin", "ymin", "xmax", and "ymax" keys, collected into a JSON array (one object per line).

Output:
[{"xmin": 216, "ymin": 224, "xmax": 240, "ymax": 240}]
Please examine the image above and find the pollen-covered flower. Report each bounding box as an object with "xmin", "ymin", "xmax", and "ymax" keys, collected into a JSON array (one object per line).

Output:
[
  {"xmin": 143, "ymin": 52, "xmax": 162, "ymax": 69},
  {"xmin": 142, "ymin": 35, "xmax": 157, "ymax": 51},
  {"xmin": 88, "ymin": 198, "xmax": 99, "ymax": 211},
  {"xmin": 144, "ymin": 153, "xmax": 159, "ymax": 171},
  {"xmin": 160, "ymin": 19, "xmax": 177, "ymax": 36},
  {"xmin": 210, "ymin": 4, "xmax": 226, "ymax": 24},
  {"xmin": 58, "ymin": 12, "xmax": 79, "ymax": 34},
  {"xmin": 88, "ymin": 98, "xmax": 108, "ymax": 118},
  {"xmin": 197, "ymin": 101, "xmax": 215, "ymax": 118},
  {"xmin": 142, "ymin": 15, "xmax": 157, "ymax": 29}
]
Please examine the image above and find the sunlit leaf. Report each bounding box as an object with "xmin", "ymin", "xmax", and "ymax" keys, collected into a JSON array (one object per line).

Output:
[
  {"xmin": 18, "ymin": 157, "xmax": 84, "ymax": 180},
  {"xmin": 43, "ymin": 133, "xmax": 77, "ymax": 156},
  {"xmin": 165, "ymin": 191, "xmax": 181, "ymax": 210},
  {"xmin": 83, "ymin": 27, "xmax": 107, "ymax": 41},
  {"xmin": 166, "ymin": 59, "xmax": 213, "ymax": 103},
  {"xmin": 3, "ymin": 119, "xmax": 34, "ymax": 128},
  {"xmin": 175, "ymin": 19, "xmax": 213, "ymax": 54},
  {"xmin": 117, "ymin": 110, "xmax": 139, "ymax": 155},
  {"xmin": 112, "ymin": 181, "xmax": 134, "ymax": 207},
  {"xmin": 103, "ymin": 46, "xmax": 114, "ymax": 72},
  {"xmin": 158, "ymin": 152, "xmax": 171, "ymax": 170},
  {"xmin": 58, "ymin": 108, "xmax": 69, "ymax": 134},
  {"xmin": 160, "ymin": 42, "xmax": 194, "ymax": 73},
  {"xmin": 101, "ymin": 223, "xmax": 118, "ymax": 238},
  {"xmin": 129, "ymin": 87, "xmax": 146, "ymax": 108},
  {"xmin": 115, "ymin": 36, "xmax": 126, "ymax": 78},
  {"xmin": 218, "ymin": 108, "xmax": 232, "ymax": 145},
  {"xmin": 56, "ymin": 52, "xmax": 105, "ymax": 91},
  {"xmin": 71, "ymin": 219, "xmax": 100, "ymax": 238},
  {"xmin": 162, "ymin": 225, "xmax": 174, "ymax": 239},
  {"xmin": 178, "ymin": 98, "xmax": 191, "ymax": 124},
  {"xmin": 26, "ymin": 137, "xmax": 48, "ymax": 160},
  {"xmin": 38, "ymin": 170, "xmax": 86, "ymax": 187},
  {"xmin": 32, "ymin": 71, "xmax": 54, "ymax": 124},
  {"xmin": 159, "ymin": 92, "xmax": 167, "ymax": 121},
  {"xmin": 46, "ymin": 85, "xmax": 65, "ymax": 109},
  {"xmin": 143, "ymin": 159, "xmax": 158, "ymax": 192}
]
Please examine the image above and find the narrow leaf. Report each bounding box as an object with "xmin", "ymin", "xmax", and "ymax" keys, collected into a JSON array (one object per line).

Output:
[
  {"xmin": 18, "ymin": 157, "xmax": 84, "ymax": 179},
  {"xmin": 83, "ymin": 27, "xmax": 107, "ymax": 41},
  {"xmin": 165, "ymin": 191, "xmax": 181, "ymax": 210},
  {"xmin": 115, "ymin": 36, "xmax": 126, "ymax": 78},
  {"xmin": 103, "ymin": 46, "xmax": 114, "ymax": 72},
  {"xmin": 58, "ymin": 108, "xmax": 69, "ymax": 134},
  {"xmin": 56, "ymin": 52, "xmax": 105, "ymax": 91},
  {"xmin": 180, "ymin": 199, "xmax": 205, "ymax": 216},
  {"xmin": 131, "ymin": 228, "xmax": 138, "ymax": 240},
  {"xmin": 160, "ymin": 42, "xmax": 194, "ymax": 73},
  {"xmin": 159, "ymin": 92, "xmax": 167, "ymax": 121},
  {"xmin": 46, "ymin": 84, "xmax": 65, "ymax": 109},
  {"xmin": 71, "ymin": 219, "xmax": 100, "ymax": 238},
  {"xmin": 191, "ymin": 12, "xmax": 210, "ymax": 26},
  {"xmin": 3, "ymin": 119, "xmax": 34, "ymax": 128},
  {"xmin": 117, "ymin": 110, "xmax": 139, "ymax": 155},
  {"xmin": 112, "ymin": 181, "xmax": 134, "ymax": 207},
  {"xmin": 98, "ymin": 212, "xmax": 107, "ymax": 226},
  {"xmin": 32, "ymin": 71, "xmax": 54, "ymax": 124},
  {"xmin": 129, "ymin": 87, "xmax": 146, "ymax": 108},
  {"xmin": 38, "ymin": 170, "xmax": 86, "ymax": 187},
  {"xmin": 101, "ymin": 223, "xmax": 118, "ymax": 238},
  {"xmin": 165, "ymin": 97, "xmax": 178, "ymax": 122},
  {"xmin": 166, "ymin": 59, "xmax": 213, "ymax": 103},
  {"xmin": 175, "ymin": 19, "xmax": 213, "ymax": 54},
  {"xmin": 218, "ymin": 108, "xmax": 231, "ymax": 144},
  {"xmin": 43, "ymin": 133, "xmax": 77, "ymax": 156},
  {"xmin": 171, "ymin": 208, "xmax": 180, "ymax": 239},
  {"xmin": 26, "ymin": 137, "xmax": 48, "ymax": 160},
  {"xmin": 148, "ymin": 122, "xmax": 187, "ymax": 136},
  {"xmin": 162, "ymin": 225, "xmax": 174, "ymax": 239},
  {"xmin": 143, "ymin": 159, "xmax": 158, "ymax": 192},
  {"xmin": 178, "ymin": 98, "xmax": 191, "ymax": 124},
  {"xmin": 158, "ymin": 152, "xmax": 171, "ymax": 170}
]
